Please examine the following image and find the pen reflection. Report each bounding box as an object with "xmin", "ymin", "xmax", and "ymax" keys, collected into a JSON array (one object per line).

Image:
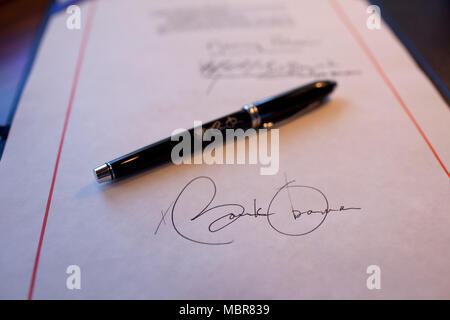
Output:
[{"xmin": 121, "ymin": 156, "xmax": 139, "ymax": 165}]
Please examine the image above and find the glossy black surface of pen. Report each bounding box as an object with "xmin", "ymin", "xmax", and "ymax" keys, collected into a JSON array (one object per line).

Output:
[
  {"xmin": 109, "ymin": 109, "xmax": 252, "ymax": 179},
  {"xmin": 94, "ymin": 80, "xmax": 337, "ymax": 182}
]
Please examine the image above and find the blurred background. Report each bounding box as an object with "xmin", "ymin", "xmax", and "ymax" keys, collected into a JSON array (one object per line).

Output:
[{"xmin": 0, "ymin": 0, "xmax": 449, "ymax": 158}]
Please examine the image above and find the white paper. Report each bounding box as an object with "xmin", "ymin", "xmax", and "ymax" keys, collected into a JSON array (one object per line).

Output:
[{"xmin": 0, "ymin": 0, "xmax": 449, "ymax": 299}]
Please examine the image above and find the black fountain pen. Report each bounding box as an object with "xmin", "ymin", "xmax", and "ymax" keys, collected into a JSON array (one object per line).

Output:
[{"xmin": 94, "ymin": 80, "xmax": 337, "ymax": 182}]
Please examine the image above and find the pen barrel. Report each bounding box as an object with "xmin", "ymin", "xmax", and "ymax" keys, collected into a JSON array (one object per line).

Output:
[
  {"xmin": 107, "ymin": 110, "xmax": 252, "ymax": 179},
  {"xmin": 96, "ymin": 80, "xmax": 336, "ymax": 182},
  {"xmin": 253, "ymin": 81, "xmax": 336, "ymax": 125}
]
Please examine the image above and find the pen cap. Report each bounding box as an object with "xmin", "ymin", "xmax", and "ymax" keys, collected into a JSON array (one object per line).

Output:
[{"xmin": 253, "ymin": 80, "xmax": 336, "ymax": 126}]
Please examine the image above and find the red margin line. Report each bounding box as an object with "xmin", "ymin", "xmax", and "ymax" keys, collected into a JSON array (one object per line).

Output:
[
  {"xmin": 329, "ymin": 0, "xmax": 449, "ymax": 178},
  {"xmin": 27, "ymin": 0, "xmax": 98, "ymax": 300}
]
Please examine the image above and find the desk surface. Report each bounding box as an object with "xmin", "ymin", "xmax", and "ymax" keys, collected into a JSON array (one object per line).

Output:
[{"xmin": 374, "ymin": 0, "xmax": 450, "ymax": 103}]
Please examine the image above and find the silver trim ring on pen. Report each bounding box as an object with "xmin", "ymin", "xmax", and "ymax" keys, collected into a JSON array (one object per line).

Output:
[
  {"xmin": 243, "ymin": 104, "xmax": 261, "ymax": 129},
  {"xmin": 106, "ymin": 162, "xmax": 115, "ymax": 179}
]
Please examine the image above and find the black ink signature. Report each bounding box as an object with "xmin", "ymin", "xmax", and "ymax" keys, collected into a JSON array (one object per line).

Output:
[
  {"xmin": 155, "ymin": 176, "xmax": 362, "ymax": 245},
  {"xmin": 200, "ymin": 58, "xmax": 361, "ymax": 94}
]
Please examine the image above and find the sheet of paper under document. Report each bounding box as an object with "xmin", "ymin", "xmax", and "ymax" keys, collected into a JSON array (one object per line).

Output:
[{"xmin": 0, "ymin": 0, "xmax": 449, "ymax": 299}]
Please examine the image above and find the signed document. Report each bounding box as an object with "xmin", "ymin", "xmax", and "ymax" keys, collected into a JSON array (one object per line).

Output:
[{"xmin": 0, "ymin": 0, "xmax": 449, "ymax": 299}]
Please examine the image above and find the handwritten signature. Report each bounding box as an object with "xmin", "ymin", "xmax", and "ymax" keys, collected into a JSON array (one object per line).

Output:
[
  {"xmin": 200, "ymin": 58, "xmax": 361, "ymax": 93},
  {"xmin": 155, "ymin": 176, "xmax": 361, "ymax": 245}
]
